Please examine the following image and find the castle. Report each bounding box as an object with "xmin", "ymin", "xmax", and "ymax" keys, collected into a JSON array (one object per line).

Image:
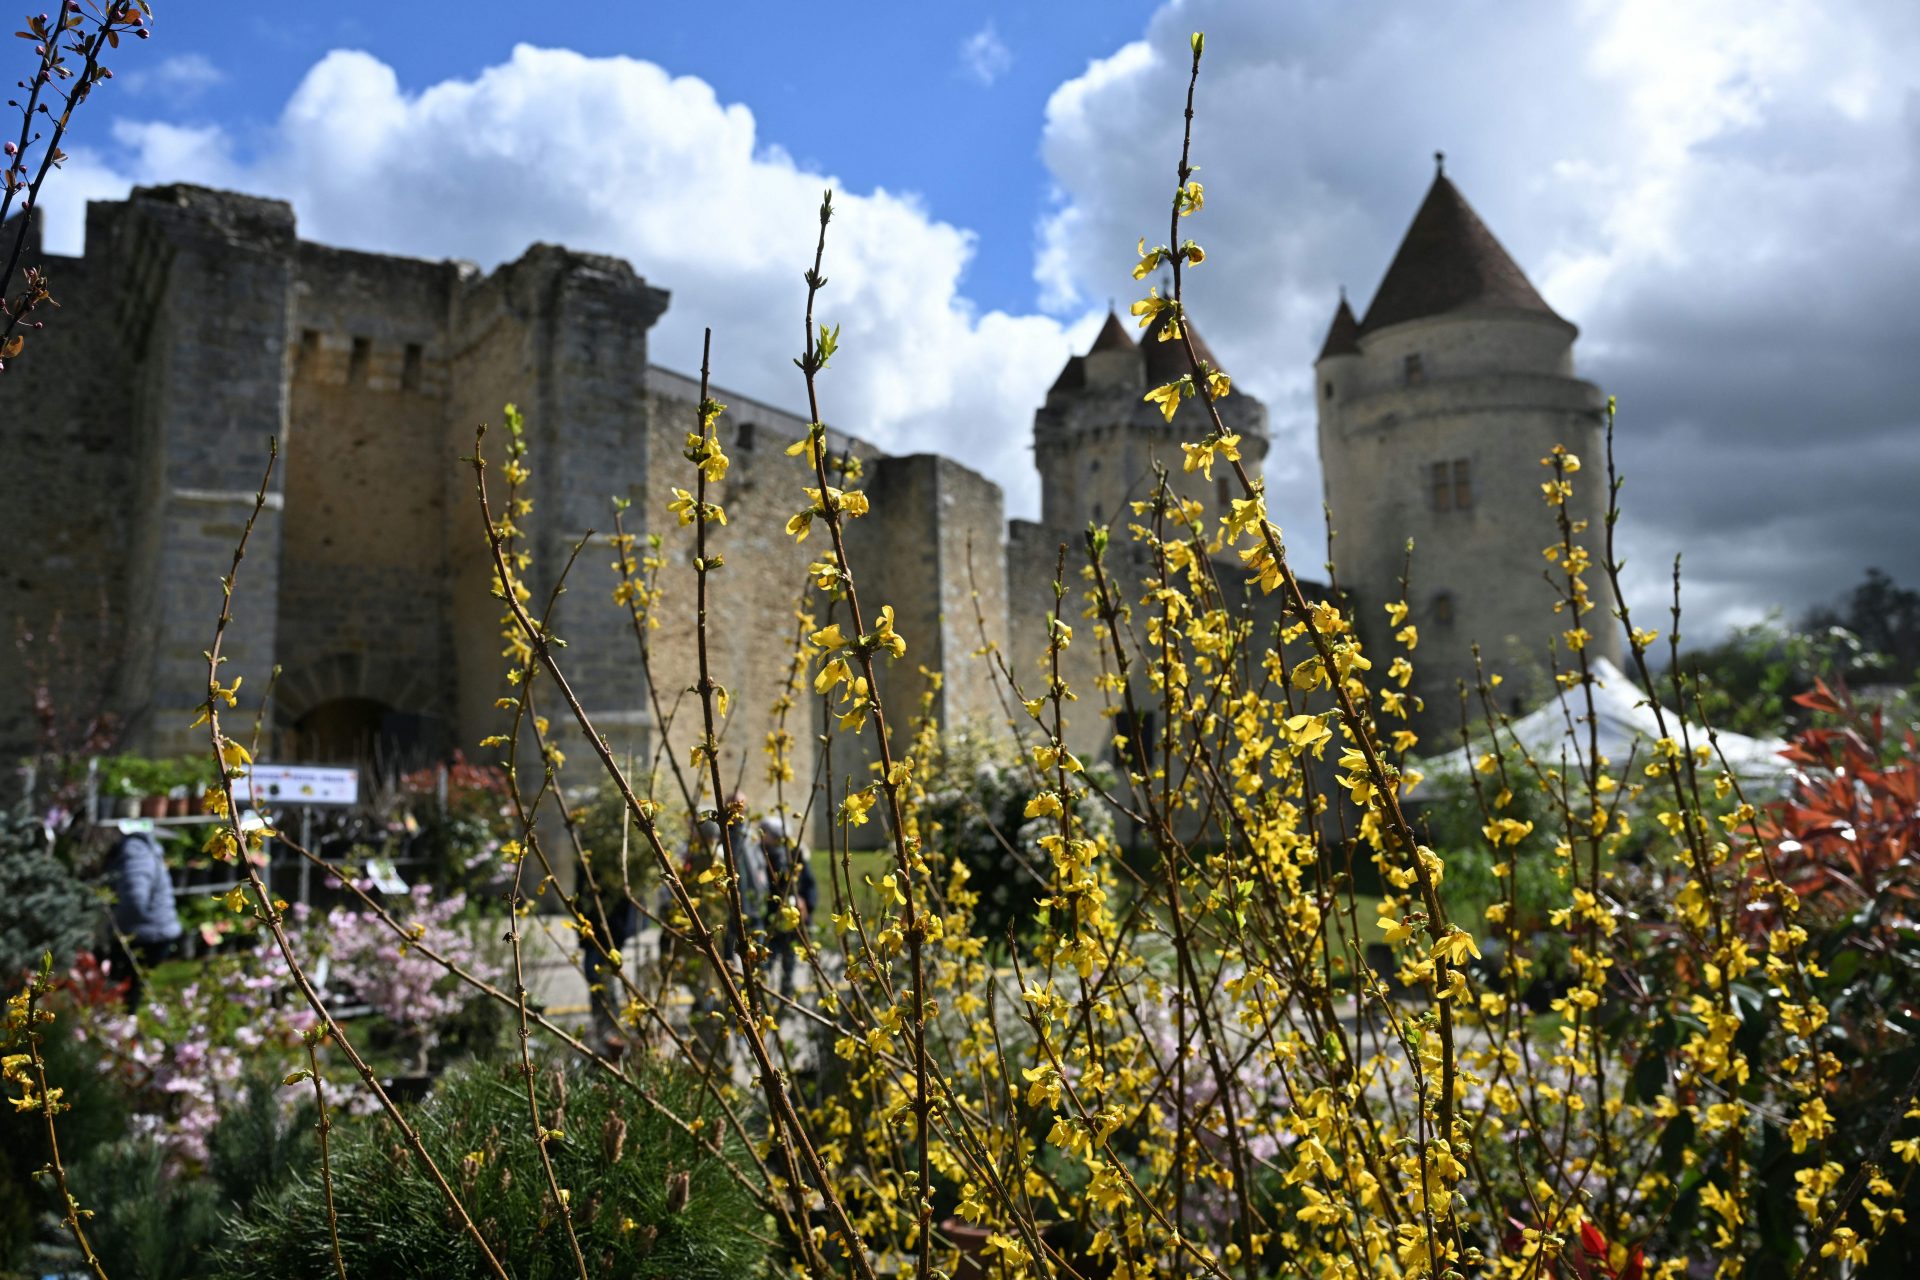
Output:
[{"xmin": 3, "ymin": 164, "xmax": 1613, "ymax": 803}]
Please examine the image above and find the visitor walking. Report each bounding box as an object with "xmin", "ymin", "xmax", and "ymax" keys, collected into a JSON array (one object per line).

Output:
[
  {"xmin": 722, "ymin": 793, "xmax": 769, "ymax": 962},
  {"xmin": 760, "ymin": 813, "xmax": 815, "ymax": 1001},
  {"xmin": 577, "ymin": 850, "xmax": 639, "ymax": 1050},
  {"xmin": 105, "ymin": 826, "xmax": 182, "ymax": 1011}
]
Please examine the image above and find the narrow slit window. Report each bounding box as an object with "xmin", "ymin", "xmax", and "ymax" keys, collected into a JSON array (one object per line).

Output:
[
  {"xmin": 737, "ymin": 420, "xmax": 756, "ymax": 452},
  {"xmin": 348, "ymin": 336, "xmax": 371, "ymax": 385},
  {"xmin": 1404, "ymin": 352, "xmax": 1424, "ymax": 384},
  {"xmin": 1430, "ymin": 460, "xmax": 1452, "ymax": 512},
  {"xmin": 401, "ymin": 342, "xmax": 423, "ymax": 392},
  {"xmin": 1453, "ymin": 458, "xmax": 1473, "ymax": 510},
  {"xmin": 1217, "ymin": 475, "xmax": 1231, "ymax": 510},
  {"xmin": 1432, "ymin": 591, "xmax": 1455, "ymax": 629}
]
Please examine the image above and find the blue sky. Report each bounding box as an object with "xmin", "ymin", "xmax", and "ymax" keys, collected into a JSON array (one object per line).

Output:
[
  {"xmin": 119, "ymin": 2, "xmax": 1158, "ymax": 316},
  {"xmin": 52, "ymin": 0, "xmax": 1920, "ymax": 636}
]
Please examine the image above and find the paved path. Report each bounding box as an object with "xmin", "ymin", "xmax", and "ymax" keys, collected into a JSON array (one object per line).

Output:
[{"xmin": 507, "ymin": 917, "xmax": 829, "ymax": 1082}]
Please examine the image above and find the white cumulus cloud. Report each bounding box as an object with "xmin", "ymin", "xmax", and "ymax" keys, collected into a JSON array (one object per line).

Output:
[
  {"xmin": 48, "ymin": 44, "xmax": 1079, "ymax": 518},
  {"xmin": 38, "ymin": 2, "xmax": 1920, "ymax": 638}
]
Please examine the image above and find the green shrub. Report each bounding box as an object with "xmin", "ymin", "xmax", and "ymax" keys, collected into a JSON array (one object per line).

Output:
[
  {"xmin": 0, "ymin": 807, "xmax": 98, "ymax": 985},
  {"xmin": 1434, "ymin": 842, "xmax": 1565, "ymax": 937},
  {"xmin": 212, "ymin": 1054, "xmax": 769, "ymax": 1279},
  {"xmin": 44, "ymin": 1138, "xmax": 222, "ymax": 1280},
  {"xmin": 207, "ymin": 1071, "xmax": 318, "ymax": 1212},
  {"xmin": 0, "ymin": 1020, "xmax": 129, "ymax": 1275},
  {"xmin": 915, "ymin": 726, "xmax": 1116, "ymax": 945}
]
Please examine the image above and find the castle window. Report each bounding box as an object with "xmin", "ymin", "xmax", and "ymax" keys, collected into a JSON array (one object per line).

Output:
[
  {"xmin": 1403, "ymin": 353, "xmax": 1425, "ymax": 384},
  {"xmin": 348, "ymin": 336, "xmax": 371, "ymax": 385},
  {"xmin": 1323, "ymin": 380, "xmax": 1335, "ymax": 401},
  {"xmin": 736, "ymin": 421, "xmax": 756, "ymax": 452},
  {"xmin": 401, "ymin": 342, "xmax": 423, "ymax": 392},
  {"xmin": 1217, "ymin": 475, "xmax": 1231, "ymax": 511},
  {"xmin": 297, "ymin": 328, "xmax": 322, "ymax": 374},
  {"xmin": 1431, "ymin": 458, "xmax": 1473, "ymax": 512},
  {"xmin": 1432, "ymin": 591, "xmax": 1455, "ymax": 629}
]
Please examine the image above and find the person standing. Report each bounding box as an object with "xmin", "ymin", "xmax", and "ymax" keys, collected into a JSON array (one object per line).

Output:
[
  {"xmin": 106, "ymin": 826, "xmax": 183, "ymax": 1011},
  {"xmin": 722, "ymin": 793, "xmax": 768, "ymax": 965},
  {"xmin": 577, "ymin": 849, "xmax": 639, "ymax": 1050},
  {"xmin": 760, "ymin": 813, "xmax": 815, "ymax": 1001},
  {"xmin": 685, "ymin": 817, "xmax": 730, "ymax": 1062}
]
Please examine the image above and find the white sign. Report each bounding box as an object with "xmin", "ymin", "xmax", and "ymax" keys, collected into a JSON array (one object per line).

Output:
[
  {"xmin": 366, "ymin": 856, "xmax": 409, "ymax": 895},
  {"xmin": 230, "ymin": 763, "xmax": 359, "ymax": 808}
]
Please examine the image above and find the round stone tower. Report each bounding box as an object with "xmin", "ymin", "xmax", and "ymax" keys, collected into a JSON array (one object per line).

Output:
[
  {"xmin": 1035, "ymin": 309, "xmax": 1269, "ymax": 540},
  {"xmin": 1316, "ymin": 162, "xmax": 1615, "ymax": 740}
]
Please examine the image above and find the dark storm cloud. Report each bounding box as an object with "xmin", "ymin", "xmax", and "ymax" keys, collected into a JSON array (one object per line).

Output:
[{"xmin": 1037, "ymin": 0, "xmax": 1920, "ymax": 637}]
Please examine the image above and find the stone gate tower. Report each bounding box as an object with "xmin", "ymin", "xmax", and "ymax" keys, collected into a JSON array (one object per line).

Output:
[
  {"xmin": 1033, "ymin": 309, "xmax": 1269, "ymax": 535},
  {"xmin": 1316, "ymin": 163, "xmax": 1616, "ymax": 739},
  {"xmin": 1009, "ymin": 307, "xmax": 1275, "ymax": 763}
]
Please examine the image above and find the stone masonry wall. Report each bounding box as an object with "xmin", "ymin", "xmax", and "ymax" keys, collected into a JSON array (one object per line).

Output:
[
  {"xmin": 516, "ymin": 248, "xmax": 664, "ymax": 768},
  {"xmin": 1006, "ymin": 520, "xmax": 1113, "ymax": 764},
  {"xmin": 440, "ymin": 258, "xmax": 534, "ymax": 759},
  {"xmin": 276, "ymin": 243, "xmax": 465, "ymax": 754},
  {"xmin": 122, "ymin": 187, "xmax": 297, "ymax": 757},
  {"xmin": 1318, "ymin": 311, "xmax": 1614, "ymax": 744},
  {"xmin": 637, "ymin": 372, "xmax": 845, "ymax": 831},
  {"xmin": 0, "ymin": 213, "xmax": 136, "ymax": 764}
]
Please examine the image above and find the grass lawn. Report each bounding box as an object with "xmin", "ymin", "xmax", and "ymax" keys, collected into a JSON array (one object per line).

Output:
[{"xmin": 818, "ymin": 845, "xmax": 895, "ymax": 921}]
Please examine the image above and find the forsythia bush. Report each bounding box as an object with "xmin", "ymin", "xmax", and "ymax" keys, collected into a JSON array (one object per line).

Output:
[{"xmin": 7, "ymin": 30, "xmax": 1918, "ymax": 1280}]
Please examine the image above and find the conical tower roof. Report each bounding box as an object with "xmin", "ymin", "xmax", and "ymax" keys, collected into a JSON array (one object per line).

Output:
[
  {"xmin": 1316, "ymin": 295, "xmax": 1361, "ymax": 360},
  {"xmin": 1140, "ymin": 306, "xmax": 1219, "ymax": 384},
  {"xmin": 1089, "ymin": 308, "xmax": 1135, "ymax": 353},
  {"xmin": 1360, "ymin": 170, "xmax": 1567, "ymax": 335}
]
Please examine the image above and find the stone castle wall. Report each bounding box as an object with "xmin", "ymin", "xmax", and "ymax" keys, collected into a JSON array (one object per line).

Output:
[
  {"xmin": 4, "ymin": 188, "xmax": 302, "ymax": 759},
  {"xmin": 1317, "ymin": 310, "xmax": 1615, "ymax": 743},
  {"xmin": 0, "ymin": 213, "xmax": 136, "ymax": 758},
  {"xmin": 8, "ymin": 176, "xmax": 1597, "ymax": 852},
  {"xmin": 5, "ymin": 183, "xmax": 1025, "ymax": 865},
  {"xmin": 276, "ymin": 243, "xmax": 464, "ymax": 754},
  {"xmin": 637, "ymin": 371, "xmax": 833, "ymax": 820},
  {"xmin": 1034, "ymin": 384, "xmax": 1269, "ymax": 538}
]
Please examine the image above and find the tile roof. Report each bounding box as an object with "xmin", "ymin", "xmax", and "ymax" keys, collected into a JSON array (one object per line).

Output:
[
  {"xmin": 1140, "ymin": 307, "xmax": 1219, "ymax": 384},
  {"xmin": 1360, "ymin": 173, "xmax": 1567, "ymax": 335},
  {"xmin": 1316, "ymin": 295, "xmax": 1361, "ymax": 360},
  {"xmin": 1089, "ymin": 308, "xmax": 1136, "ymax": 353}
]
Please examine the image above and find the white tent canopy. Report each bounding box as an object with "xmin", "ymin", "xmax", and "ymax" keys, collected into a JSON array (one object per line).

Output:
[{"xmin": 1415, "ymin": 657, "xmax": 1790, "ymax": 786}]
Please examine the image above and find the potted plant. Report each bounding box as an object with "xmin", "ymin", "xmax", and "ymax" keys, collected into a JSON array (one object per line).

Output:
[
  {"xmin": 104, "ymin": 755, "xmax": 168, "ymax": 818},
  {"xmin": 136, "ymin": 756, "xmax": 169, "ymax": 818},
  {"xmin": 98, "ymin": 757, "xmax": 143, "ymax": 819}
]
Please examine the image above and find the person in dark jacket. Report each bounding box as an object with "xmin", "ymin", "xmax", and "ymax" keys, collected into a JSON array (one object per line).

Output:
[
  {"xmin": 577, "ymin": 848, "xmax": 639, "ymax": 1049},
  {"xmin": 723, "ymin": 794, "xmax": 769, "ymax": 946},
  {"xmin": 760, "ymin": 813, "xmax": 815, "ymax": 1001},
  {"xmin": 106, "ymin": 828, "xmax": 183, "ymax": 1010}
]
